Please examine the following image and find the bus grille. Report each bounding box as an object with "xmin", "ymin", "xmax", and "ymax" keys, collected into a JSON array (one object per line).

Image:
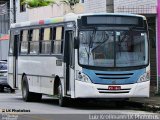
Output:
[
  {"xmin": 97, "ymin": 88, "xmax": 131, "ymax": 94},
  {"xmin": 95, "ymin": 73, "xmax": 133, "ymax": 80}
]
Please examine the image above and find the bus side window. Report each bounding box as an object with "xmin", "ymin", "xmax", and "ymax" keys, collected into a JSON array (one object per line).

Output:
[
  {"xmin": 20, "ymin": 30, "xmax": 28, "ymax": 54},
  {"xmin": 41, "ymin": 28, "xmax": 51, "ymax": 54},
  {"xmin": 29, "ymin": 29, "xmax": 39, "ymax": 54},
  {"xmin": 54, "ymin": 26, "xmax": 64, "ymax": 54}
]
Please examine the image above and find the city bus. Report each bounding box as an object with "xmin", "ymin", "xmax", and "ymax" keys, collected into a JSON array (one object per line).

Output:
[{"xmin": 8, "ymin": 13, "xmax": 150, "ymax": 106}]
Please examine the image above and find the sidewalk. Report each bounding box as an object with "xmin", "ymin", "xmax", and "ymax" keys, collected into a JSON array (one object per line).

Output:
[{"xmin": 130, "ymin": 95, "xmax": 160, "ymax": 112}]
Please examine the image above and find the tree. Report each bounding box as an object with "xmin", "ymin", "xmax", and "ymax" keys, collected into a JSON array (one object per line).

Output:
[
  {"xmin": 60, "ymin": 0, "xmax": 79, "ymax": 9},
  {"xmin": 21, "ymin": 0, "xmax": 55, "ymax": 8}
]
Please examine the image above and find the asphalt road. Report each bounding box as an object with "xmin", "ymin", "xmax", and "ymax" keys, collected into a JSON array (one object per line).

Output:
[{"xmin": 0, "ymin": 90, "xmax": 159, "ymax": 120}]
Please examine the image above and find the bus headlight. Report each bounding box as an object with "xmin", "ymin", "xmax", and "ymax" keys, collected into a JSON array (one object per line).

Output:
[
  {"xmin": 137, "ymin": 71, "xmax": 150, "ymax": 83},
  {"xmin": 77, "ymin": 73, "xmax": 91, "ymax": 83}
]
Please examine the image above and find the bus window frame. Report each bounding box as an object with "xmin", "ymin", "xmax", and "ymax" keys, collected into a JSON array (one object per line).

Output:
[
  {"xmin": 19, "ymin": 29, "xmax": 29, "ymax": 55},
  {"xmin": 9, "ymin": 29, "xmax": 20, "ymax": 56},
  {"xmin": 29, "ymin": 28, "xmax": 40, "ymax": 55},
  {"xmin": 17, "ymin": 23, "xmax": 67, "ymax": 57},
  {"xmin": 11, "ymin": 21, "xmax": 76, "ymax": 59}
]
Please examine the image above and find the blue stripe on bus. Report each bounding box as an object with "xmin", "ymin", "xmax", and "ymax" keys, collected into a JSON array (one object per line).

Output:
[{"xmin": 82, "ymin": 68, "xmax": 145, "ymax": 85}]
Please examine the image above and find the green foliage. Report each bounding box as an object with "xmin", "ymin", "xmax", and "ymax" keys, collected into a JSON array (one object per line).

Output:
[
  {"xmin": 21, "ymin": 0, "xmax": 55, "ymax": 8},
  {"xmin": 21, "ymin": 0, "xmax": 80, "ymax": 9}
]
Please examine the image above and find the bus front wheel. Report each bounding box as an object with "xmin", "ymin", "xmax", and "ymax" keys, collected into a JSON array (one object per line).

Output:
[
  {"xmin": 58, "ymin": 83, "xmax": 68, "ymax": 107},
  {"xmin": 0, "ymin": 85, "xmax": 4, "ymax": 92},
  {"xmin": 22, "ymin": 75, "xmax": 42, "ymax": 102}
]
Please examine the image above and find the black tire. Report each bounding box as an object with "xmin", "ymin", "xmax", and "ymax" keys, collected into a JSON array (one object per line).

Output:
[
  {"xmin": 10, "ymin": 89, "xmax": 15, "ymax": 93},
  {"xmin": 0, "ymin": 85, "xmax": 4, "ymax": 92},
  {"xmin": 9, "ymin": 86, "xmax": 15, "ymax": 93},
  {"xmin": 22, "ymin": 75, "xmax": 42, "ymax": 102},
  {"xmin": 58, "ymin": 83, "xmax": 68, "ymax": 107}
]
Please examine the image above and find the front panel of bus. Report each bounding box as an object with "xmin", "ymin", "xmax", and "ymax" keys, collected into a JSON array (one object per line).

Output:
[{"xmin": 74, "ymin": 15, "xmax": 150, "ymax": 98}]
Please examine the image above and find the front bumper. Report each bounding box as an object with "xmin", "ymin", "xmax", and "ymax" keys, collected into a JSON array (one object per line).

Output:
[
  {"xmin": 75, "ymin": 80, "xmax": 150, "ymax": 98},
  {"xmin": 0, "ymin": 77, "xmax": 9, "ymax": 87}
]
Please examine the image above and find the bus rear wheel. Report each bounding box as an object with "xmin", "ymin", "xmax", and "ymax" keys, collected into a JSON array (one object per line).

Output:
[
  {"xmin": 58, "ymin": 83, "xmax": 68, "ymax": 107},
  {"xmin": 22, "ymin": 75, "xmax": 42, "ymax": 102}
]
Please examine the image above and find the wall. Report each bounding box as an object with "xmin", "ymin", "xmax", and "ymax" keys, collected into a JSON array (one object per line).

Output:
[
  {"xmin": 28, "ymin": 3, "xmax": 84, "ymax": 21},
  {"xmin": 28, "ymin": 4, "xmax": 65, "ymax": 21},
  {"xmin": 83, "ymin": 0, "xmax": 106, "ymax": 13},
  {"xmin": 114, "ymin": 0, "xmax": 157, "ymax": 14},
  {"xmin": 11, "ymin": 0, "xmax": 84, "ymax": 22}
]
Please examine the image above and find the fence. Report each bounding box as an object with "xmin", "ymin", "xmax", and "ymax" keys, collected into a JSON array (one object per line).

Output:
[{"xmin": 116, "ymin": 6, "xmax": 156, "ymax": 14}]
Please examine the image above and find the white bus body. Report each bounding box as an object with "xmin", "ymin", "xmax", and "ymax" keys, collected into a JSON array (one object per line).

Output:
[{"xmin": 8, "ymin": 13, "xmax": 150, "ymax": 106}]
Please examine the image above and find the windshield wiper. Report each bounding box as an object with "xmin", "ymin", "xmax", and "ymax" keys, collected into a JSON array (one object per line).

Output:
[
  {"xmin": 91, "ymin": 31, "xmax": 109, "ymax": 52},
  {"xmin": 86, "ymin": 29, "xmax": 96, "ymax": 64}
]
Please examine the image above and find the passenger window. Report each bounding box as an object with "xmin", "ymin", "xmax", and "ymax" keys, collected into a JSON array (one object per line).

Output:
[
  {"xmin": 32, "ymin": 29, "xmax": 39, "ymax": 41},
  {"xmin": 43, "ymin": 28, "xmax": 50, "ymax": 40},
  {"xmin": 53, "ymin": 26, "xmax": 64, "ymax": 54},
  {"xmin": 41, "ymin": 28, "xmax": 51, "ymax": 54},
  {"xmin": 20, "ymin": 30, "xmax": 28, "ymax": 54},
  {"xmin": 30, "ymin": 29, "xmax": 39, "ymax": 54}
]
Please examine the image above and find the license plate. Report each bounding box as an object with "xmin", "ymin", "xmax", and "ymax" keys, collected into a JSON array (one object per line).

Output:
[{"xmin": 108, "ymin": 86, "xmax": 121, "ymax": 90}]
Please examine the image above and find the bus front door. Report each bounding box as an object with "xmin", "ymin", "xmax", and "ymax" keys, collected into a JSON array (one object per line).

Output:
[
  {"xmin": 9, "ymin": 32, "xmax": 19, "ymax": 89},
  {"xmin": 12, "ymin": 34, "xmax": 19, "ymax": 88},
  {"xmin": 64, "ymin": 30, "xmax": 74, "ymax": 96},
  {"xmin": 8, "ymin": 30, "xmax": 19, "ymax": 89}
]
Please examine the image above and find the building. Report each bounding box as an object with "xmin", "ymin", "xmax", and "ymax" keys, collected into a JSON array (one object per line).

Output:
[
  {"xmin": 10, "ymin": 0, "xmax": 84, "ymax": 23},
  {"xmin": 0, "ymin": 0, "xmax": 10, "ymax": 61},
  {"xmin": 0, "ymin": 0, "xmax": 10, "ymax": 34},
  {"xmin": 82, "ymin": 0, "xmax": 113, "ymax": 13},
  {"xmin": 10, "ymin": 0, "xmax": 29, "ymax": 23},
  {"xmin": 114, "ymin": 0, "xmax": 156, "ymax": 14}
]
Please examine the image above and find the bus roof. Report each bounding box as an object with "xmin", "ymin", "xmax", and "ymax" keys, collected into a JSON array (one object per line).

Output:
[{"xmin": 10, "ymin": 13, "xmax": 146, "ymax": 29}]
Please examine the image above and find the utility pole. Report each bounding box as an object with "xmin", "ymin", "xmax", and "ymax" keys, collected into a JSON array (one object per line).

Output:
[
  {"xmin": 157, "ymin": 0, "xmax": 160, "ymax": 94},
  {"xmin": 13, "ymin": 0, "xmax": 16, "ymax": 23},
  {"xmin": 106, "ymin": 0, "xmax": 114, "ymax": 13}
]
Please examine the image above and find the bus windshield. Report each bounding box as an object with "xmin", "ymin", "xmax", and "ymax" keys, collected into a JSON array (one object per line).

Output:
[{"xmin": 78, "ymin": 27, "xmax": 148, "ymax": 68}]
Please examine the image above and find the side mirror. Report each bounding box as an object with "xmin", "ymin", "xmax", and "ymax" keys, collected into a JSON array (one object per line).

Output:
[{"xmin": 74, "ymin": 37, "xmax": 79, "ymax": 49}]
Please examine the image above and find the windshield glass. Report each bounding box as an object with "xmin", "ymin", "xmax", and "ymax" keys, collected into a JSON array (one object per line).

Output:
[{"xmin": 79, "ymin": 28, "xmax": 148, "ymax": 68}]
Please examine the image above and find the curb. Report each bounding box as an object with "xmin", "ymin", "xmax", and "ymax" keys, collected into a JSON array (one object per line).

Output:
[
  {"xmin": 128, "ymin": 99, "xmax": 160, "ymax": 112},
  {"xmin": 142, "ymin": 103, "xmax": 160, "ymax": 112}
]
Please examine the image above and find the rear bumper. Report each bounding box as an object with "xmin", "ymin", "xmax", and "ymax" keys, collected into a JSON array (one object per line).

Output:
[{"xmin": 74, "ymin": 80, "xmax": 150, "ymax": 98}]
